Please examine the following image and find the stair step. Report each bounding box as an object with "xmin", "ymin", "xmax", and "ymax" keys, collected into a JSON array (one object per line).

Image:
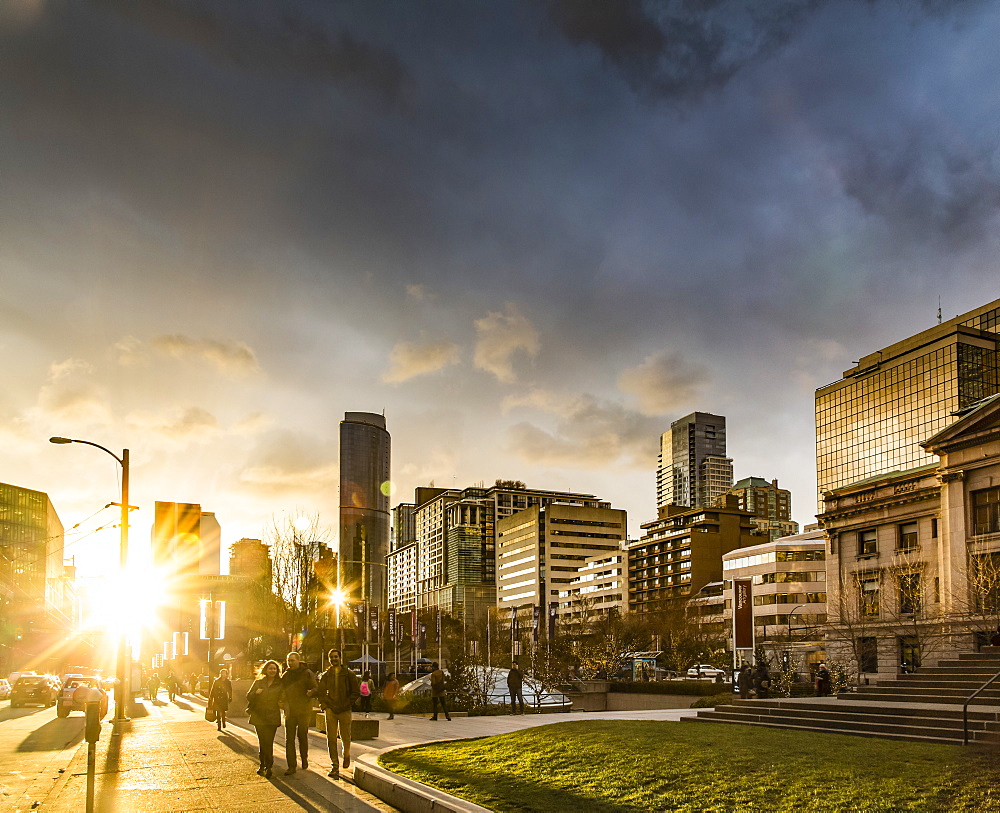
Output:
[{"xmin": 685, "ymin": 714, "xmax": 966, "ymax": 745}]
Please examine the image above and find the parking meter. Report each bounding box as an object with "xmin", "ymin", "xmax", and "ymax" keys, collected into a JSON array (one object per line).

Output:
[{"xmin": 85, "ymin": 702, "xmax": 101, "ymax": 743}]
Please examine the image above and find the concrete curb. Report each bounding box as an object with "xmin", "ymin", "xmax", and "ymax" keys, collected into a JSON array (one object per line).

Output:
[{"xmin": 354, "ymin": 745, "xmax": 492, "ymax": 813}]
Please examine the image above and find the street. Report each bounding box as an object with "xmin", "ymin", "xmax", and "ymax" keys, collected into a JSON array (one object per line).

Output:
[{"xmin": 0, "ymin": 699, "xmax": 84, "ymax": 811}]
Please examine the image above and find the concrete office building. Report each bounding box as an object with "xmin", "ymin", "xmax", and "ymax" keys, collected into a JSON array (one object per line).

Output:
[
  {"xmin": 816, "ymin": 299, "xmax": 1000, "ymax": 500},
  {"xmin": 402, "ymin": 483, "xmax": 612, "ymax": 625},
  {"xmin": 726, "ymin": 477, "xmax": 799, "ymax": 542},
  {"xmin": 558, "ymin": 551, "xmax": 626, "ymax": 624},
  {"xmin": 722, "ymin": 529, "xmax": 827, "ymax": 673},
  {"xmin": 152, "ymin": 502, "xmax": 221, "ymax": 577},
  {"xmin": 657, "ymin": 412, "xmax": 733, "ymax": 510},
  {"xmin": 0, "ymin": 482, "xmax": 71, "ymax": 673},
  {"xmin": 628, "ymin": 496, "xmax": 756, "ymax": 613},
  {"xmin": 497, "ymin": 502, "xmax": 626, "ymax": 613},
  {"xmin": 228, "ymin": 538, "xmax": 272, "ymax": 586},
  {"xmin": 387, "ymin": 540, "xmax": 417, "ymax": 614},
  {"xmin": 339, "ymin": 412, "xmax": 391, "ymax": 608}
]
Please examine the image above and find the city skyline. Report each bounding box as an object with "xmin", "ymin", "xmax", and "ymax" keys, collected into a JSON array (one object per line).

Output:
[{"xmin": 4, "ymin": 3, "xmax": 1000, "ymax": 577}]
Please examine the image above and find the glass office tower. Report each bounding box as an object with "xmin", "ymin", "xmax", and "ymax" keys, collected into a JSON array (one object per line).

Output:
[
  {"xmin": 339, "ymin": 412, "xmax": 391, "ymax": 607},
  {"xmin": 656, "ymin": 412, "xmax": 732, "ymax": 509},
  {"xmin": 816, "ymin": 301, "xmax": 1000, "ymax": 499}
]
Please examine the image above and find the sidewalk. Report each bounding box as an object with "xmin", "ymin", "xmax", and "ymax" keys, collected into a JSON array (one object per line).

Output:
[
  {"xmin": 41, "ymin": 697, "xmax": 393, "ymax": 812},
  {"xmin": 38, "ymin": 696, "xmax": 699, "ymax": 811}
]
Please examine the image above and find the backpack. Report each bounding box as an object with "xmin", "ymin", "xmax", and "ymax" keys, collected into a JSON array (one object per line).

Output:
[{"xmin": 360, "ymin": 681, "xmax": 370, "ymax": 696}]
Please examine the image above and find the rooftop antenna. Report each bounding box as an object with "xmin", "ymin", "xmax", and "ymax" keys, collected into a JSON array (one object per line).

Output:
[{"xmin": 938, "ymin": 296, "xmax": 942, "ymax": 325}]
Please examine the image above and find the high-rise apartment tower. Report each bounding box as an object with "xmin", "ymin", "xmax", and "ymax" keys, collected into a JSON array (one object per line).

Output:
[
  {"xmin": 656, "ymin": 412, "xmax": 733, "ymax": 510},
  {"xmin": 339, "ymin": 411, "xmax": 391, "ymax": 607}
]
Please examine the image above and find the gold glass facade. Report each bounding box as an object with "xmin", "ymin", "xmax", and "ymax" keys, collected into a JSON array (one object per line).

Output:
[{"xmin": 816, "ymin": 304, "xmax": 1000, "ymax": 498}]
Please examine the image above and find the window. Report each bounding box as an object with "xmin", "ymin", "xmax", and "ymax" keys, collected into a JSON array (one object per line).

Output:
[
  {"xmin": 898, "ymin": 572, "xmax": 921, "ymax": 615},
  {"xmin": 858, "ymin": 637, "xmax": 878, "ymax": 673},
  {"xmin": 897, "ymin": 522, "xmax": 918, "ymax": 551},
  {"xmin": 973, "ymin": 487, "xmax": 1000, "ymax": 535},
  {"xmin": 858, "ymin": 529, "xmax": 877, "ymax": 556},
  {"xmin": 858, "ymin": 577, "xmax": 880, "ymax": 616},
  {"xmin": 931, "ymin": 518, "xmax": 938, "ymax": 539}
]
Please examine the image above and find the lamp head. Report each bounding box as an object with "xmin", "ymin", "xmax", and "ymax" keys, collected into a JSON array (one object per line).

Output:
[{"xmin": 49, "ymin": 437, "xmax": 73, "ymax": 444}]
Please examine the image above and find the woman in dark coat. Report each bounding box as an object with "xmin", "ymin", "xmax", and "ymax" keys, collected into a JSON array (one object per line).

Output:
[
  {"xmin": 247, "ymin": 660, "xmax": 284, "ymax": 778},
  {"xmin": 208, "ymin": 668, "xmax": 233, "ymax": 731}
]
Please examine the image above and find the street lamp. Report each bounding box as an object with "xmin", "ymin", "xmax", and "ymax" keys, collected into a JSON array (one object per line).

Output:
[{"xmin": 50, "ymin": 436, "xmax": 131, "ymax": 724}]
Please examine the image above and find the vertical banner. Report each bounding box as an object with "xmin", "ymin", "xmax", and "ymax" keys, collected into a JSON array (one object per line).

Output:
[
  {"xmin": 734, "ymin": 578, "xmax": 754, "ymax": 650},
  {"xmin": 532, "ymin": 605, "xmax": 540, "ymax": 643},
  {"xmin": 510, "ymin": 607, "xmax": 519, "ymax": 655},
  {"xmin": 388, "ymin": 607, "xmax": 396, "ymax": 643},
  {"xmin": 411, "ymin": 608, "xmax": 418, "ymax": 639},
  {"xmin": 370, "ymin": 605, "xmax": 380, "ymax": 640},
  {"xmin": 354, "ymin": 602, "xmax": 368, "ymax": 643},
  {"xmin": 548, "ymin": 602, "xmax": 557, "ymax": 639},
  {"xmin": 418, "ymin": 623, "xmax": 426, "ymax": 650},
  {"xmin": 436, "ymin": 608, "xmax": 442, "ymax": 642}
]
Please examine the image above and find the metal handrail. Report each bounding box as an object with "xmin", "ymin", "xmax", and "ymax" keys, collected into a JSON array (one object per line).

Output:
[{"xmin": 962, "ymin": 670, "xmax": 1000, "ymax": 745}]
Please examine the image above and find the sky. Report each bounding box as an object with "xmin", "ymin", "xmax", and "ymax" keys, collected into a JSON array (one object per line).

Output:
[{"xmin": 2, "ymin": 0, "xmax": 999, "ymax": 579}]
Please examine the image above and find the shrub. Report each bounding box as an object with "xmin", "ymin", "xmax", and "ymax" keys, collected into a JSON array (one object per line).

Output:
[{"xmin": 689, "ymin": 693, "xmax": 735, "ymax": 708}]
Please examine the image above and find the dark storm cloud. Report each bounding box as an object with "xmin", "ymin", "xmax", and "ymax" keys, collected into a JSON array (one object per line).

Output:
[
  {"xmin": 544, "ymin": 0, "xmax": 822, "ymax": 102},
  {"xmin": 92, "ymin": 0, "xmax": 412, "ymax": 104}
]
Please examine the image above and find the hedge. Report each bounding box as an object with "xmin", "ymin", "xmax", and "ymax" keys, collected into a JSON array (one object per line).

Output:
[{"xmin": 609, "ymin": 681, "xmax": 732, "ymax": 696}]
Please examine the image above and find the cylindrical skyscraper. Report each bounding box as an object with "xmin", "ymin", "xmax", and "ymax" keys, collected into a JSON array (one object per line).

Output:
[{"xmin": 339, "ymin": 412, "xmax": 391, "ymax": 609}]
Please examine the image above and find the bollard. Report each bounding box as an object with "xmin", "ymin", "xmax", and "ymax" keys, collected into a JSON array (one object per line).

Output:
[{"xmin": 85, "ymin": 699, "xmax": 101, "ymax": 813}]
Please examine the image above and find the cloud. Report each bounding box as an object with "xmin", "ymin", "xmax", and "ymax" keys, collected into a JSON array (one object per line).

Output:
[
  {"xmin": 382, "ymin": 339, "xmax": 461, "ymax": 383},
  {"xmin": 239, "ymin": 462, "xmax": 339, "ymax": 495},
  {"xmin": 617, "ymin": 349, "xmax": 709, "ymax": 415},
  {"xmin": 506, "ymin": 393, "xmax": 660, "ymax": 469},
  {"xmin": 406, "ymin": 284, "xmax": 431, "ymax": 301},
  {"xmin": 544, "ymin": 0, "xmax": 817, "ymax": 102},
  {"xmin": 96, "ymin": 0, "xmax": 412, "ymax": 104},
  {"xmin": 239, "ymin": 430, "xmax": 339, "ymax": 496},
  {"xmin": 35, "ymin": 358, "xmax": 111, "ymax": 424},
  {"xmin": 126, "ymin": 406, "xmax": 219, "ymax": 440},
  {"xmin": 149, "ymin": 335, "xmax": 260, "ymax": 376},
  {"xmin": 473, "ymin": 303, "xmax": 540, "ymax": 383},
  {"xmin": 113, "ymin": 336, "xmax": 149, "ymax": 367}
]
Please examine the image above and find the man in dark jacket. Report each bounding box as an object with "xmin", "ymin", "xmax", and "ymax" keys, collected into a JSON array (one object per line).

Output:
[
  {"xmin": 281, "ymin": 651, "xmax": 317, "ymax": 775},
  {"xmin": 315, "ymin": 649, "xmax": 360, "ymax": 779},
  {"xmin": 429, "ymin": 662, "xmax": 451, "ymax": 721},
  {"xmin": 507, "ymin": 663, "xmax": 525, "ymax": 714}
]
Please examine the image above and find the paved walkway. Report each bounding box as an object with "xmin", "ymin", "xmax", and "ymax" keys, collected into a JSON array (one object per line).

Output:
[{"xmin": 35, "ymin": 696, "xmax": 699, "ymax": 811}]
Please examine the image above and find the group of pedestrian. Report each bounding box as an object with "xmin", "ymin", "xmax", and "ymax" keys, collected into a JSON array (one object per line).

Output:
[{"xmin": 735, "ymin": 662, "xmax": 772, "ymax": 699}]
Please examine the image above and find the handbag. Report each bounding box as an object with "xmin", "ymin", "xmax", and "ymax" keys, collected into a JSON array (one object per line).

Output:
[{"xmin": 205, "ymin": 707, "xmax": 217, "ymax": 722}]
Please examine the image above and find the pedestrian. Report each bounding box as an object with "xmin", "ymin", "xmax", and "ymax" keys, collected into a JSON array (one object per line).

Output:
[
  {"xmin": 815, "ymin": 663, "xmax": 832, "ymax": 697},
  {"xmin": 315, "ymin": 649, "xmax": 360, "ymax": 780},
  {"xmin": 209, "ymin": 668, "xmax": 233, "ymax": 731},
  {"xmin": 147, "ymin": 673, "xmax": 160, "ymax": 701},
  {"xmin": 737, "ymin": 663, "xmax": 753, "ymax": 698},
  {"xmin": 429, "ymin": 662, "xmax": 451, "ymax": 721},
  {"xmin": 507, "ymin": 662, "xmax": 525, "ymax": 715},
  {"xmin": 247, "ymin": 660, "xmax": 284, "ymax": 778},
  {"xmin": 280, "ymin": 651, "xmax": 317, "ymax": 775},
  {"xmin": 382, "ymin": 672, "xmax": 400, "ymax": 720},
  {"xmin": 165, "ymin": 672, "xmax": 177, "ymax": 702},
  {"xmin": 359, "ymin": 671, "xmax": 374, "ymax": 717},
  {"xmin": 753, "ymin": 661, "xmax": 771, "ymax": 700}
]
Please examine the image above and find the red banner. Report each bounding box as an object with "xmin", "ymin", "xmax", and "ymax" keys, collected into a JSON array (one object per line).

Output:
[{"xmin": 733, "ymin": 579, "xmax": 753, "ymax": 650}]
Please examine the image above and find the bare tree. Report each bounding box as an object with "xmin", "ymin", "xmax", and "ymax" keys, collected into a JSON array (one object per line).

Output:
[{"xmin": 266, "ymin": 512, "xmax": 332, "ymax": 648}]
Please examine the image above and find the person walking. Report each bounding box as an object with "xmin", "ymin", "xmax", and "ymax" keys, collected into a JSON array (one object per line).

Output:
[
  {"xmin": 359, "ymin": 671, "xmax": 374, "ymax": 717},
  {"xmin": 165, "ymin": 672, "xmax": 178, "ymax": 703},
  {"xmin": 753, "ymin": 661, "xmax": 772, "ymax": 700},
  {"xmin": 209, "ymin": 668, "xmax": 233, "ymax": 731},
  {"xmin": 507, "ymin": 662, "xmax": 525, "ymax": 715},
  {"xmin": 315, "ymin": 649, "xmax": 360, "ymax": 780},
  {"xmin": 737, "ymin": 663, "xmax": 753, "ymax": 698},
  {"xmin": 247, "ymin": 660, "xmax": 284, "ymax": 778},
  {"xmin": 147, "ymin": 673, "xmax": 160, "ymax": 701},
  {"xmin": 280, "ymin": 652, "xmax": 317, "ymax": 775},
  {"xmin": 815, "ymin": 663, "xmax": 832, "ymax": 697},
  {"xmin": 429, "ymin": 662, "xmax": 451, "ymax": 721},
  {"xmin": 382, "ymin": 672, "xmax": 400, "ymax": 720}
]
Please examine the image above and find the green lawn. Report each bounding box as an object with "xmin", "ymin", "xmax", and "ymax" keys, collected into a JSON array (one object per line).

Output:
[{"xmin": 379, "ymin": 720, "xmax": 1000, "ymax": 812}]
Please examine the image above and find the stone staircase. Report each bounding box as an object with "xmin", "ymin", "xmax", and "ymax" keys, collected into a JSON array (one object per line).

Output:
[{"xmin": 687, "ymin": 649, "xmax": 1000, "ymax": 744}]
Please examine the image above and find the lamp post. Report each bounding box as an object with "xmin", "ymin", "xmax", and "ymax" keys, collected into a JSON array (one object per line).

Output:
[
  {"xmin": 50, "ymin": 436, "xmax": 131, "ymax": 723},
  {"xmin": 786, "ymin": 604, "xmax": 806, "ymax": 675}
]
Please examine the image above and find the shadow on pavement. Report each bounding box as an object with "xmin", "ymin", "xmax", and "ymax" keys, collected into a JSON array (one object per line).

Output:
[
  {"xmin": 17, "ymin": 716, "xmax": 85, "ymax": 752},
  {"xmin": 0, "ymin": 706, "xmax": 47, "ymax": 722},
  {"xmin": 216, "ymin": 732, "xmax": 338, "ymax": 812}
]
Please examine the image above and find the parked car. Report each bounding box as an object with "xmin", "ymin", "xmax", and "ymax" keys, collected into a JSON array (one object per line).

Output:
[
  {"xmin": 10, "ymin": 675, "xmax": 59, "ymax": 707},
  {"xmin": 0, "ymin": 678, "xmax": 11, "ymax": 700},
  {"xmin": 687, "ymin": 664, "xmax": 727, "ymax": 679},
  {"xmin": 57, "ymin": 675, "xmax": 108, "ymax": 718}
]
